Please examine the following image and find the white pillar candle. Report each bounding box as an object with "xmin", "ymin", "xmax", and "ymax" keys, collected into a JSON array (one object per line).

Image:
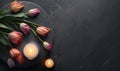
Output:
[{"xmin": 23, "ymin": 42, "xmax": 39, "ymax": 60}]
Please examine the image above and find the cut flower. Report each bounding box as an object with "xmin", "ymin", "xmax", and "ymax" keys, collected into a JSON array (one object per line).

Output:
[
  {"xmin": 8, "ymin": 31, "xmax": 23, "ymax": 44},
  {"xmin": 19, "ymin": 23, "xmax": 30, "ymax": 35},
  {"xmin": 43, "ymin": 41, "xmax": 52, "ymax": 51},
  {"xmin": 28, "ymin": 8, "xmax": 40, "ymax": 17},
  {"xmin": 36, "ymin": 26, "xmax": 50, "ymax": 37},
  {"xmin": 10, "ymin": 1, "xmax": 24, "ymax": 12}
]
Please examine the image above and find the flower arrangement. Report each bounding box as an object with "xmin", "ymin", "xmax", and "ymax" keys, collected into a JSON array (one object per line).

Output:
[{"xmin": 0, "ymin": 0, "xmax": 54, "ymax": 68}]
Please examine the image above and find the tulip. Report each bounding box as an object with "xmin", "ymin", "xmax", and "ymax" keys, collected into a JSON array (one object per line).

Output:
[
  {"xmin": 9, "ymin": 48, "xmax": 21, "ymax": 58},
  {"xmin": 8, "ymin": 31, "xmax": 23, "ymax": 44},
  {"xmin": 16, "ymin": 54, "xmax": 25, "ymax": 64},
  {"xmin": 7, "ymin": 58, "xmax": 15, "ymax": 68},
  {"xmin": 19, "ymin": 23, "xmax": 30, "ymax": 35},
  {"xmin": 10, "ymin": 1, "xmax": 24, "ymax": 12},
  {"xmin": 43, "ymin": 41, "xmax": 52, "ymax": 51},
  {"xmin": 36, "ymin": 26, "xmax": 50, "ymax": 37},
  {"xmin": 9, "ymin": 48, "xmax": 25, "ymax": 64},
  {"xmin": 28, "ymin": 8, "xmax": 40, "ymax": 17}
]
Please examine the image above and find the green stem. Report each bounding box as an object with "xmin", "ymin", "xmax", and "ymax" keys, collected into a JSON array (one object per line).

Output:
[
  {"xmin": 31, "ymin": 28, "xmax": 43, "ymax": 43},
  {"xmin": 7, "ymin": 21, "xmax": 19, "ymax": 31},
  {"xmin": 24, "ymin": 12, "xmax": 28, "ymax": 15},
  {"xmin": 23, "ymin": 20, "xmax": 40, "ymax": 28}
]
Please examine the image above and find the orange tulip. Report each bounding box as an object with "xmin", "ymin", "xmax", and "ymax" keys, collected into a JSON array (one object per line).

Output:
[
  {"xmin": 9, "ymin": 48, "xmax": 25, "ymax": 64},
  {"xmin": 16, "ymin": 54, "xmax": 25, "ymax": 64},
  {"xmin": 36, "ymin": 26, "xmax": 51, "ymax": 37},
  {"xmin": 9, "ymin": 48, "xmax": 21, "ymax": 58},
  {"xmin": 10, "ymin": 1, "xmax": 24, "ymax": 12}
]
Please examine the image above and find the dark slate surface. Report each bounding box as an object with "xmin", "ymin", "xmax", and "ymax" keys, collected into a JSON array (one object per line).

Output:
[{"xmin": 1, "ymin": 0, "xmax": 120, "ymax": 71}]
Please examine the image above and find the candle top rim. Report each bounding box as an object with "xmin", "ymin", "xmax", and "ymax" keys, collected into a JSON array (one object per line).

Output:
[{"xmin": 23, "ymin": 42, "xmax": 39, "ymax": 60}]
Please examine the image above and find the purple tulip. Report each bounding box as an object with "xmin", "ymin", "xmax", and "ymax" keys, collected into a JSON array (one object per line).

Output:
[
  {"xmin": 28, "ymin": 8, "xmax": 40, "ymax": 17},
  {"xmin": 19, "ymin": 23, "xmax": 30, "ymax": 35},
  {"xmin": 43, "ymin": 41, "xmax": 52, "ymax": 51}
]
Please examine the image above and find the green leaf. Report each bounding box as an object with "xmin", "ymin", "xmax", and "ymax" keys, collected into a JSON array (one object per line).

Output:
[
  {"xmin": 0, "ymin": 21, "xmax": 14, "ymax": 32},
  {"xmin": 7, "ymin": 21, "xmax": 19, "ymax": 31},
  {"xmin": 0, "ymin": 23, "xmax": 12, "ymax": 31},
  {"xmin": 1, "ymin": 16, "xmax": 24, "ymax": 22},
  {"xmin": 0, "ymin": 40, "xmax": 10, "ymax": 52},
  {"xmin": 0, "ymin": 41, "xmax": 7, "ymax": 48},
  {"xmin": 0, "ymin": 13, "xmax": 28, "ymax": 20},
  {"xmin": 31, "ymin": 28, "xmax": 43, "ymax": 42},
  {"xmin": 3, "ymin": 35, "xmax": 12, "ymax": 47},
  {"xmin": 5, "ymin": 13, "xmax": 28, "ymax": 19},
  {"xmin": 0, "ymin": 10, "xmax": 8, "ymax": 20},
  {"xmin": 0, "ymin": 34, "xmax": 10, "ymax": 46},
  {"xmin": 0, "ymin": 15, "xmax": 4, "ymax": 19},
  {"xmin": 0, "ymin": 10, "xmax": 8, "ymax": 15},
  {"xmin": 0, "ymin": 23, "xmax": 12, "ymax": 32},
  {"xmin": 12, "ymin": 13, "xmax": 28, "ymax": 18}
]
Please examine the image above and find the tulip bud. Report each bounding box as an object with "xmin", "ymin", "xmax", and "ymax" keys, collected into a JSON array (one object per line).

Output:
[
  {"xmin": 10, "ymin": 1, "xmax": 24, "ymax": 12},
  {"xmin": 43, "ymin": 41, "xmax": 52, "ymax": 51},
  {"xmin": 28, "ymin": 8, "xmax": 40, "ymax": 17},
  {"xmin": 7, "ymin": 58, "xmax": 15, "ymax": 68},
  {"xmin": 36, "ymin": 26, "xmax": 50, "ymax": 37},
  {"xmin": 19, "ymin": 23, "xmax": 30, "ymax": 35},
  {"xmin": 8, "ymin": 31, "xmax": 23, "ymax": 44}
]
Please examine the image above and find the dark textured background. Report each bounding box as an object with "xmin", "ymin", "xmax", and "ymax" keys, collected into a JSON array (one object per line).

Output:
[{"xmin": 1, "ymin": 0, "xmax": 120, "ymax": 71}]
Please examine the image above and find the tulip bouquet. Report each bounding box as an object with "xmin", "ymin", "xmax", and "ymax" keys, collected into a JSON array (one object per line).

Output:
[{"xmin": 0, "ymin": 0, "xmax": 54, "ymax": 68}]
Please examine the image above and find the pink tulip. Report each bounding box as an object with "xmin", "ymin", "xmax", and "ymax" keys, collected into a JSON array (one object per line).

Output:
[
  {"xmin": 8, "ymin": 31, "xmax": 23, "ymax": 44},
  {"xmin": 19, "ymin": 23, "xmax": 30, "ymax": 35},
  {"xmin": 43, "ymin": 41, "xmax": 52, "ymax": 51},
  {"xmin": 36, "ymin": 26, "xmax": 51, "ymax": 37},
  {"xmin": 9, "ymin": 48, "xmax": 25, "ymax": 64},
  {"xmin": 10, "ymin": 1, "xmax": 24, "ymax": 12},
  {"xmin": 28, "ymin": 8, "xmax": 40, "ymax": 17}
]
